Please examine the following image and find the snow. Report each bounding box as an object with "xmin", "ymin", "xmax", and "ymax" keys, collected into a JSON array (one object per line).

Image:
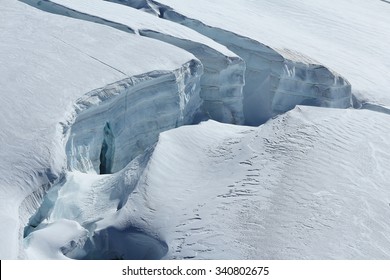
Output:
[
  {"xmin": 1, "ymin": 0, "xmax": 390, "ymax": 260},
  {"xmin": 24, "ymin": 219, "xmax": 88, "ymax": 260}
]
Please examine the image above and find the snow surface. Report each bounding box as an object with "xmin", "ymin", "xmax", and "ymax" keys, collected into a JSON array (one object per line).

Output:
[{"xmin": 1, "ymin": 0, "xmax": 390, "ymax": 260}]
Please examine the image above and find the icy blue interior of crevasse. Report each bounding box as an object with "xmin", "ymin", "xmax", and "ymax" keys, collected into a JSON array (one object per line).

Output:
[
  {"xmin": 66, "ymin": 63, "xmax": 202, "ymax": 174},
  {"xmin": 122, "ymin": 0, "xmax": 352, "ymax": 125},
  {"xmin": 139, "ymin": 30, "xmax": 246, "ymax": 124},
  {"xmin": 23, "ymin": 61, "xmax": 203, "ymax": 259},
  {"xmin": 81, "ymin": 227, "xmax": 168, "ymax": 260}
]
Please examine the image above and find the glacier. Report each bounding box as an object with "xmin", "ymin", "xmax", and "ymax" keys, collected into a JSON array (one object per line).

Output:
[{"xmin": 1, "ymin": 0, "xmax": 390, "ymax": 260}]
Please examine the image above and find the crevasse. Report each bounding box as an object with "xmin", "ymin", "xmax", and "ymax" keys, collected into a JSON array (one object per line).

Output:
[
  {"xmin": 21, "ymin": 0, "xmax": 247, "ymax": 125},
  {"xmin": 120, "ymin": 0, "xmax": 352, "ymax": 125},
  {"xmin": 66, "ymin": 63, "xmax": 202, "ymax": 174}
]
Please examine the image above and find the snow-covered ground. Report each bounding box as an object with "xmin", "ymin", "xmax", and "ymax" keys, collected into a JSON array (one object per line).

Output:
[{"xmin": 1, "ymin": 0, "xmax": 390, "ymax": 259}]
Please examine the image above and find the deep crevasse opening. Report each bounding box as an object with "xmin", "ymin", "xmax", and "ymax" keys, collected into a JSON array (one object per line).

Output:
[
  {"xmin": 23, "ymin": 61, "xmax": 203, "ymax": 260},
  {"xmin": 135, "ymin": 0, "xmax": 353, "ymax": 125}
]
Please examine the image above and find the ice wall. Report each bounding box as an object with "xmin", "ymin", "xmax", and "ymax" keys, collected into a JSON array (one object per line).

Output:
[
  {"xmin": 66, "ymin": 61, "xmax": 202, "ymax": 174},
  {"xmin": 273, "ymin": 51, "xmax": 352, "ymax": 114},
  {"xmin": 140, "ymin": 30, "xmax": 245, "ymax": 124}
]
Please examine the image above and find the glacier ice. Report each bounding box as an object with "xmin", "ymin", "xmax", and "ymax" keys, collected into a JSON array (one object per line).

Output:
[
  {"xmin": 273, "ymin": 51, "xmax": 351, "ymax": 113},
  {"xmin": 140, "ymin": 30, "xmax": 246, "ymax": 124},
  {"xmin": 2, "ymin": 0, "xmax": 390, "ymax": 260},
  {"xmin": 23, "ymin": 62, "xmax": 204, "ymax": 259}
]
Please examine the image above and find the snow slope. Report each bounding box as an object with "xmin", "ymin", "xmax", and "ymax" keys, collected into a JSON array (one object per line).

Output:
[
  {"xmin": 0, "ymin": 0, "xmax": 199, "ymax": 259},
  {"xmin": 113, "ymin": 107, "xmax": 390, "ymax": 259},
  {"xmin": 147, "ymin": 0, "xmax": 390, "ymax": 109}
]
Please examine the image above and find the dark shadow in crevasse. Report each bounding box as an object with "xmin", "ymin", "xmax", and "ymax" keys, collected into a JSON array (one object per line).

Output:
[
  {"xmin": 99, "ymin": 122, "xmax": 115, "ymax": 174},
  {"xmin": 80, "ymin": 226, "xmax": 168, "ymax": 260}
]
